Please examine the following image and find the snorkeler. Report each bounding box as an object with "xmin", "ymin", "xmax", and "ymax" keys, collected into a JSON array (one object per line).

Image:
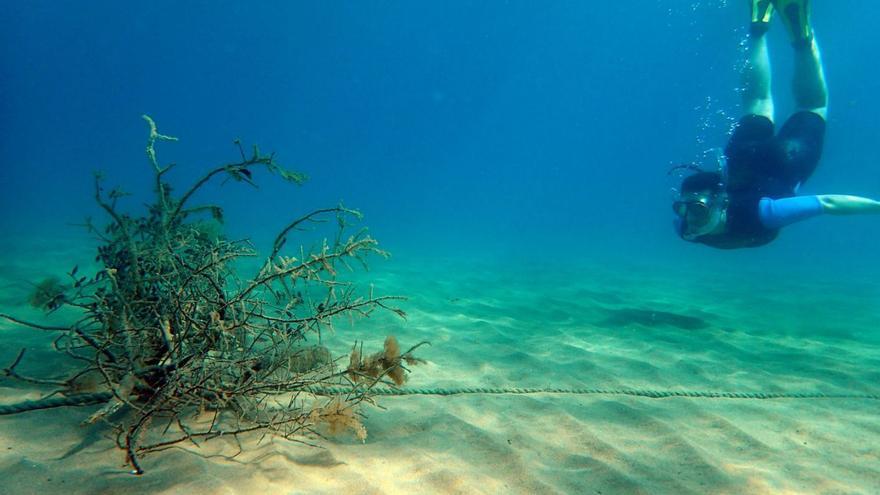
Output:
[{"xmin": 673, "ymin": 0, "xmax": 880, "ymax": 249}]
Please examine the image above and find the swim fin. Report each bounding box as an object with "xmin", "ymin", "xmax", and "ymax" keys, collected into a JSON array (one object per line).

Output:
[
  {"xmin": 751, "ymin": 0, "xmax": 774, "ymax": 24},
  {"xmin": 749, "ymin": 0, "xmax": 773, "ymax": 35},
  {"xmin": 773, "ymin": 0, "xmax": 813, "ymax": 47}
]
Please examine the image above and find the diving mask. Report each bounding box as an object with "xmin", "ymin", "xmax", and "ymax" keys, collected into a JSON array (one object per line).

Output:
[
  {"xmin": 673, "ymin": 192, "xmax": 726, "ymax": 239},
  {"xmin": 672, "ymin": 196, "xmax": 712, "ymax": 226}
]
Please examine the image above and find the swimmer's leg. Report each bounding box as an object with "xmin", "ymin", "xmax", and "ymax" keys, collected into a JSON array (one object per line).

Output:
[
  {"xmin": 776, "ymin": 0, "xmax": 827, "ymax": 117},
  {"xmin": 792, "ymin": 37, "xmax": 827, "ymax": 118},
  {"xmin": 742, "ymin": 17, "xmax": 774, "ymax": 120}
]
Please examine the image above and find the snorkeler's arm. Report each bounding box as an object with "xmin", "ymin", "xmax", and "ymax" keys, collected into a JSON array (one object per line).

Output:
[
  {"xmin": 816, "ymin": 195, "xmax": 880, "ymax": 215},
  {"xmin": 759, "ymin": 196, "xmax": 823, "ymax": 229},
  {"xmin": 759, "ymin": 195, "xmax": 880, "ymax": 230}
]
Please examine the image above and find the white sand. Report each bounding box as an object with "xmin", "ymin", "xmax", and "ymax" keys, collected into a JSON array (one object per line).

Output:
[{"xmin": 1, "ymin": 238, "xmax": 878, "ymax": 494}]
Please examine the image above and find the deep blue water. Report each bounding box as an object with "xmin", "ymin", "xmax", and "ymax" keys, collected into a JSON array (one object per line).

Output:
[{"xmin": 2, "ymin": 1, "xmax": 880, "ymax": 277}]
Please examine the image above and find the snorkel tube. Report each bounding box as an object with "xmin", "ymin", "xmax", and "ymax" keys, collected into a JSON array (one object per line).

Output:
[{"xmin": 713, "ymin": 147, "xmax": 729, "ymax": 193}]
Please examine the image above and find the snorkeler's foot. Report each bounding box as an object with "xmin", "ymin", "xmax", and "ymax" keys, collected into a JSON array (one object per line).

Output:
[
  {"xmin": 773, "ymin": 0, "xmax": 813, "ymax": 48},
  {"xmin": 750, "ymin": 0, "xmax": 774, "ymax": 35}
]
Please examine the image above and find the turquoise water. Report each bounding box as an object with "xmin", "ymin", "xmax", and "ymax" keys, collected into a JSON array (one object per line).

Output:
[
  {"xmin": 2, "ymin": 1, "xmax": 880, "ymax": 493},
  {"xmin": 2, "ymin": 235, "xmax": 879, "ymax": 492}
]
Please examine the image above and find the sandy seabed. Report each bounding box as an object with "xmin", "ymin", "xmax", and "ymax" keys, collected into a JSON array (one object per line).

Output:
[{"xmin": 0, "ymin": 236, "xmax": 878, "ymax": 495}]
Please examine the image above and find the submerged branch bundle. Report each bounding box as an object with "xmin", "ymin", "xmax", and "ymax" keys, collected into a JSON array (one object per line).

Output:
[{"xmin": 0, "ymin": 116, "xmax": 423, "ymax": 474}]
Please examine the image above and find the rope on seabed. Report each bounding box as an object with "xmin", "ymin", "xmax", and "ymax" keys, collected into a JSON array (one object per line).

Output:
[
  {"xmin": 3, "ymin": 387, "xmax": 878, "ymax": 416},
  {"xmin": 312, "ymin": 387, "xmax": 880, "ymax": 400},
  {"xmin": 0, "ymin": 391, "xmax": 113, "ymax": 415}
]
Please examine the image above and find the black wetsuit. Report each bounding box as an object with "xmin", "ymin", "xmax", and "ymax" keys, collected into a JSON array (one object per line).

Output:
[{"xmin": 696, "ymin": 111, "xmax": 826, "ymax": 249}]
